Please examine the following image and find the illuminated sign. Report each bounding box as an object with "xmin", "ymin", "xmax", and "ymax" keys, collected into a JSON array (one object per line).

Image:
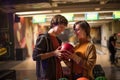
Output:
[
  {"xmin": 113, "ymin": 11, "xmax": 120, "ymax": 19},
  {"xmin": 32, "ymin": 15, "xmax": 46, "ymax": 23},
  {"xmin": 61, "ymin": 13, "xmax": 74, "ymax": 21},
  {"xmin": 85, "ymin": 12, "xmax": 99, "ymax": 20}
]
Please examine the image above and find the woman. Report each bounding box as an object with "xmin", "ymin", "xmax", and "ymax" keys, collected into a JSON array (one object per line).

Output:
[
  {"xmin": 63, "ymin": 21, "xmax": 96, "ymax": 80},
  {"xmin": 32, "ymin": 15, "xmax": 68, "ymax": 80}
]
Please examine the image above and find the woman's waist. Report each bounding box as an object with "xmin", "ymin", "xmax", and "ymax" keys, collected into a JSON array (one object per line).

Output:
[
  {"xmin": 73, "ymin": 66, "xmax": 83, "ymax": 74},
  {"xmin": 72, "ymin": 70, "xmax": 83, "ymax": 75}
]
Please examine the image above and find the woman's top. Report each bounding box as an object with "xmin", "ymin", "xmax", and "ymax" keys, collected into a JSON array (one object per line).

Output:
[{"xmin": 72, "ymin": 42, "xmax": 96, "ymax": 80}]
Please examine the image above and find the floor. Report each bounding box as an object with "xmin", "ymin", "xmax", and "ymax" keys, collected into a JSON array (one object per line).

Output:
[
  {"xmin": 95, "ymin": 44, "xmax": 120, "ymax": 80},
  {"xmin": 0, "ymin": 44, "xmax": 120, "ymax": 80}
]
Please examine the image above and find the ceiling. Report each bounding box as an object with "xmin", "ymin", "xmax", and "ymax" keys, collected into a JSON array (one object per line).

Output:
[
  {"xmin": 0, "ymin": 0, "xmax": 120, "ymax": 13},
  {"xmin": 0, "ymin": 0, "xmax": 120, "ymax": 27}
]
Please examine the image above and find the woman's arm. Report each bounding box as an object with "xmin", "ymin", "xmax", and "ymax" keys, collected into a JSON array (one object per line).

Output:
[
  {"xmin": 70, "ymin": 44, "xmax": 96, "ymax": 70},
  {"xmin": 81, "ymin": 44, "xmax": 96, "ymax": 70}
]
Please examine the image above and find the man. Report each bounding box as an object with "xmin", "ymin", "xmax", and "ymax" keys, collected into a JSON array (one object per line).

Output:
[
  {"xmin": 108, "ymin": 33, "xmax": 117, "ymax": 64},
  {"xmin": 32, "ymin": 15, "xmax": 68, "ymax": 80}
]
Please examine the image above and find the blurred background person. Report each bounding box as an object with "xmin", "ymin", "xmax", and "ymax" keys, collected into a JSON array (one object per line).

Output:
[{"xmin": 108, "ymin": 33, "xmax": 117, "ymax": 64}]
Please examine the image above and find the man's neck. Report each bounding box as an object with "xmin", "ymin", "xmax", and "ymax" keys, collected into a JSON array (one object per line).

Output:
[{"xmin": 48, "ymin": 29, "xmax": 56, "ymax": 37}]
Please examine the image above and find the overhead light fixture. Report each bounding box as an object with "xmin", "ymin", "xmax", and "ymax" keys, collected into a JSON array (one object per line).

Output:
[
  {"xmin": 52, "ymin": 2, "xmax": 58, "ymax": 7},
  {"xmin": 16, "ymin": 10, "xmax": 115, "ymax": 16},
  {"xmin": 100, "ymin": 0, "xmax": 109, "ymax": 5},
  {"xmin": 95, "ymin": 8, "xmax": 100, "ymax": 11},
  {"xmin": 53, "ymin": 10, "xmax": 61, "ymax": 13},
  {"xmin": 113, "ymin": 11, "xmax": 120, "ymax": 19},
  {"xmin": 15, "ymin": 10, "xmax": 53, "ymax": 15},
  {"xmin": 100, "ymin": 1, "xmax": 105, "ymax": 4}
]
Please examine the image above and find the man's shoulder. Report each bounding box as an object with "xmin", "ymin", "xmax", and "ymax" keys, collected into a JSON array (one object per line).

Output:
[{"xmin": 38, "ymin": 33, "xmax": 49, "ymax": 38}]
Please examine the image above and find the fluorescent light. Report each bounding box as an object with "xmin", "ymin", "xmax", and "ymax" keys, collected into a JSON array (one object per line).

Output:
[
  {"xmin": 16, "ymin": 10, "xmax": 115, "ymax": 16},
  {"xmin": 95, "ymin": 8, "xmax": 100, "ymax": 11},
  {"xmin": 53, "ymin": 10, "xmax": 61, "ymax": 13},
  {"xmin": 100, "ymin": 1, "xmax": 105, "ymax": 4},
  {"xmin": 15, "ymin": 10, "xmax": 53, "ymax": 15},
  {"xmin": 100, "ymin": 17, "xmax": 113, "ymax": 19},
  {"xmin": 69, "ymin": 22, "xmax": 75, "ymax": 24},
  {"xmin": 73, "ymin": 10, "xmax": 115, "ymax": 14}
]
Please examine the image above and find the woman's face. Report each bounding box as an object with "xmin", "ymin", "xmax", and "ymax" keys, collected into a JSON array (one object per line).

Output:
[
  {"xmin": 74, "ymin": 24, "xmax": 87, "ymax": 40},
  {"xmin": 53, "ymin": 24, "xmax": 66, "ymax": 35}
]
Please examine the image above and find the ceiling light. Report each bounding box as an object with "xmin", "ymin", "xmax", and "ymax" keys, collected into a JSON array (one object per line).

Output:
[
  {"xmin": 53, "ymin": 10, "xmax": 61, "ymax": 13},
  {"xmin": 15, "ymin": 10, "xmax": 53, "ymax": 15},
  {"xmin": 52, "ymin": 2, "xmax": 58, "ymax": 7},
  {"xmin": 100, "ymin": 1, "xmax": 105, "ymax": 4},
  {"xmin": 95, "ymin": 8, "xmax": 100, "ymax": 11}
]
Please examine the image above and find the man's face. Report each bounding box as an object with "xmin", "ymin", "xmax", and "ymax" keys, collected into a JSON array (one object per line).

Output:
[{"xmin": 53, "ymin": 24, "xmax": 66, "ymax": 35}]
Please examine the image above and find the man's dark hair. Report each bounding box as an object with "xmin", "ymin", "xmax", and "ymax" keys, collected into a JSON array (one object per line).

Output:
[{"xmin": 50, "ymin": 15, "xmax": 68, "ymax": 28}]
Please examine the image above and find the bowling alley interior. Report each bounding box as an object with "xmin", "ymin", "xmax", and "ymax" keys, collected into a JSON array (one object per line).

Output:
[{"xmin": 0, "ymin": 0, "xmax": 120, "ymax": 80}]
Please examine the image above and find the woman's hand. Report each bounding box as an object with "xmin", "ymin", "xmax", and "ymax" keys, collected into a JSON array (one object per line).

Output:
[
  {"xmin": 60, "ymin": 50, "xmax": 73, "ymax": 60},
  {"xmin": 61, "ymin": 51, "xmax": 82, "ymax": 64}
]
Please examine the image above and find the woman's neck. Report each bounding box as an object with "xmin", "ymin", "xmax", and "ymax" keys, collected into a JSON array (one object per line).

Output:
[{"xmin": 79, "ymin": 39, "xmax": 89, "ymax": 45}]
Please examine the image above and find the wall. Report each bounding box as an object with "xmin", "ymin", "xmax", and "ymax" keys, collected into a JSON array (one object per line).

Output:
[
  {"xmin": 91, "ymin": 27, "xmax": 101, "ymax": 43},
  {"xmin": 101, "ymin": 23, "xmax": 109, "ymax": 46},
  {"xmin": 101, "ymin": 20, "xmax": 120, "ymax": 47},
  {"xmin": 112, "ymin": 20, "xmax": 120, "ymax": 42}
]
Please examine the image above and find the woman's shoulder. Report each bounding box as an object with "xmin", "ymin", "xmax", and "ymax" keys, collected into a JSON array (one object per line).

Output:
[
  {"xmin": 75, "ymin": 42, "xmax": 94, "ymax": 47},
  {"xmin": 88, "ymin": 42, "xmax": 95, "ymax": 46},
  {"xmin": 86, "ymin": 42, "xmax": 96, "ymax": 52},
  {"xmin": 74, "ymin": 43, "xmax": 80, "ymax": 49},
  {"xmin": 87, "ymin": 42, "xmax": 96, "ymax": 49}
]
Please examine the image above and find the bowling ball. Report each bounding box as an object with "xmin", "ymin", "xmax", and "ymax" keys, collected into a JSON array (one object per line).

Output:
[
  {"xmin": 77, "ymin": 77, "xmax": 89, "ymax": 80},
  {"xmin": 61, "ymin": 42, "xmax": 74, "ymax": 53},
  {"xmin": 95, "ymin": 76, "xmax": 106, "ymax": 80},
  {"xmin": 59, "ymin": 78, "xmax": 68, "ymax": 80}
]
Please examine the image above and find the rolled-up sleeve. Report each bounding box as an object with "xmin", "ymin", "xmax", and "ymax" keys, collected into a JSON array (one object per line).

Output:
[{"xmin": 32, "ymin": 35, "xmax": 47, "ymax": 61}]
